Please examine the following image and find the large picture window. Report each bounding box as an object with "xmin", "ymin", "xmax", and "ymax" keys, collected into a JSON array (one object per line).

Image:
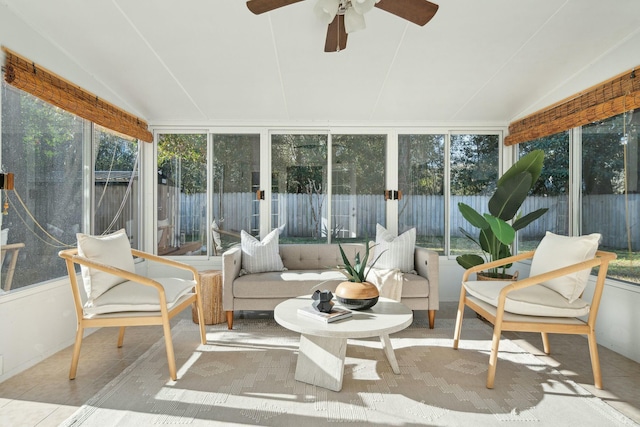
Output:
[
  {"xmin": 93, "ymin": 126, "xmax": 140, "ymax": 249},
  {"xmin": 156, "ymin": 133, "xmax": 207, "ymax": 256},
  {"xmin": 332, "ymin": 134, "xmax": 386, "ymax": 242},
  {"xmin": 211, "ymin": 134, "xmax": 260, "ymax": 253},
  {"xmin": 582, "ymin": 109, "xmax": 640, "ymax": 283},
  {"xmin": 450, "ymin": 134, "xmax": 500, "ymax": 257},
  {"xmin": 518, "ymin": 132, "xmax": 570, "ymax": 252},
  {"xmin": 1, "ymin": 82, "xmax": 143, "ymax": 292},
  {"xmin": 398, "ymin": 134, "xmax": 445, "ymax": 253},
  {"xmin": 1, "ymin": 83, "xmax": 85, "ymax": 291},
  {"xmin": 271, "ymin": 134, "xmax": 328, "ymax": 242}
]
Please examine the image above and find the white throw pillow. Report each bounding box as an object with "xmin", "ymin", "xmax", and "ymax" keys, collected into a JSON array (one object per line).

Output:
[
  {"xmin": 77, "ymin": 229, "xmax": 136, "ymax": 303},
  {"xmin": 374, "ymin": 224, "xmax": 416, "ymax": 273},
  {"xmin": 240, "ymin": 229, "xmax": 285, "ymax": 274},
  {"xmin": 529, "ymin": 231, "xmax": 601, "ymax": 303}
]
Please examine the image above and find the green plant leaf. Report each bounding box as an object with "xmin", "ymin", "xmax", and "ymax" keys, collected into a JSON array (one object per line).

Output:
[
  {"xmin": 484, "ymin": 214, "xmax": 515, "ymax": 245},
  {"xmin": 497, "ymin": 149, "xmax": 544, "ymax": 188},
  {"xmin": 512, "ymin": 208, "xmax": 549, "ymax": 231},
  {"xmin": 458, "ymin": 227, "xmax": 481, "ymax": 248},
  {"xmin": 488, "ymin": 171, "xmax": 532, "ymax": 220},
  {"xmin": 456, "ymin": 254, "xmax": 485, "ymax": 269},
  {"xmin": 458, "ymin": 202, "xmax": 489, "ymax": 229}
]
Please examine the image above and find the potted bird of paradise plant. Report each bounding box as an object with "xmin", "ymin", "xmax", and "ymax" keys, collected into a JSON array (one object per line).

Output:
[{"xmin": 456, "ymin": 149, "xmax": 548, "ymax": 280}]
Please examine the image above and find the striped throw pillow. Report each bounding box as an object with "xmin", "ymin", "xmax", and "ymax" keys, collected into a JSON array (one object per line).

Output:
[
  {"xmin": 240, "ymin": 229, "xmax": 285, "ymax": 274},
  {"xmin": 374, "ymin": 224, "xmax": 416, "ymax": 273}
]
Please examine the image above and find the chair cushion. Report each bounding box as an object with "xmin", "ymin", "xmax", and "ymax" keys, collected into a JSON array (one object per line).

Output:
[
  {"xmin": 84, "ymin": 277, "xmax": 195, "ymax": 315},
  {"xmin": 529, "ymin": 231, "xmax": 601, "ymax": 302},
  {"xmin": 241, "ymin": 228, "xmax": 285, "ymax": 274},
  {"xmin": 464, "ymin": 280, "xmax": 590, "ymax": 317},
  {"xmin": 374, "ymin": 224, "xmax": 416, "ymax": 272},
  {"xmin": 77, "ymin": 229, "xmax": 135, "ymax": 303}
]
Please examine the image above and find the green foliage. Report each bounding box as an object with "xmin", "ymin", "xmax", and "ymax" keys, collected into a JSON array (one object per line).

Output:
[
  {"xmin": 338, "ymin": 243, "xmax": 385, "ymax": 283},
  {"xmin": 157, "ymin": 134, "xmax": 207, "ymax": 194},
  {"xmin": 456, "ymin": 149, "xmax": 548, "ymax": 275}
]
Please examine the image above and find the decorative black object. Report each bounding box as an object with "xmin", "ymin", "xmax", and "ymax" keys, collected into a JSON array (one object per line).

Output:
[{"xmin": 312, "ymin": 290, "xmax": 334, "ymax": 313}]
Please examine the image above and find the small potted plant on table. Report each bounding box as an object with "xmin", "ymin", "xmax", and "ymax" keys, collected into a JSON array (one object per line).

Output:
[{"xmin": 335, "ymin": 243, "xmax": 384, "ymax": 310}]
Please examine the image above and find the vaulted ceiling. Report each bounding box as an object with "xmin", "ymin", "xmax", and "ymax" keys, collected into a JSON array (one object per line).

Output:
[{"xmin": 1, "ymin": 0, "xmax": 639, "ymax": 127}]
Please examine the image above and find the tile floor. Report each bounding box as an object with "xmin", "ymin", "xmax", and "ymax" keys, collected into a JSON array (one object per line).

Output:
[{"xmin": 0, "ymin": 302, "xmax": 638, "ymax": 426}]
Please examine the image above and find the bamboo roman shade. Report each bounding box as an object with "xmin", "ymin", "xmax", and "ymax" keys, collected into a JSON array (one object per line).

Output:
[
  {"xmin": 505, "ymin": 67, "xmax": 640, "ymax": 146},
  {"xmin": 2, "ymin": 47, "xmax": 152, "ymax": 143}
]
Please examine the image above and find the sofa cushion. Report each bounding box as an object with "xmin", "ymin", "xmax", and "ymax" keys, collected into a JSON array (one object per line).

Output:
[
  {"xmin": 241, "ymin": 229, "xmax": 285, "ymax": 274},
  {"xmin": 374, "ymin": 224, "xmax": 416, "ymax": 272},
  {"xmin": 464, "ymin": 280, "xmax": 590, "ymax": 317},
  {"xmin": 77, "ymin": 229, "xmax": 136, "ymax": 303},
  {"xmin": 279, "ymin": 243, "xmax": 363, "ymax": 270},
  {"xmin": 401, "ymin": 273, "xmax": 430, "ymax": 298},
  {"xmin": 529, "ymin": 231, "xmax": 601, "ymax": 302},
  {"xmin": 84, "ymin": 277, "xmax": 195, "ymax": 315},
  {"xmin": 232, "ymin": 269, "xmax": 430, "ymax": 300},
  {"xmin": 233, "ymin": 269, "xmax": 348, "ymax": 299}
]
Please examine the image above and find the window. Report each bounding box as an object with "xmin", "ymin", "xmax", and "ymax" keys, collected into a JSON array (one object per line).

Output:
[
  {"xmin": 398, "ymin": 134, "xmax": 445, "ymax": 253},
  {"xmin": 271, "ymin": 134, "xmax": 328, "ymax": 242},
  {"xmin": 1, "ymin": 82, "xmax": 85, "ymax": 291},
  {"xmin": 518, "ymin": 132, "xmax": 570, "ymax": 252},
  {"xmin": 582, "ymin": 109, "xmax": 639, "ymax": 284},
  {"xmin": 332, "ymin": 134, "xmax": 386, "ymax": 242},
  {"xmin": 450, "ymin": 133, "xmax": 500, "ymax": 257},
  {"xmin": 211, "ymin": 134, "xmax": 260, "ymax": 253},
  {"xmin": 93, "ymin": 126, "xmax": 140, "ymax": 249},
  {"xmin": 157, "ymin": 133, "xmax": 207, "ymax": 256},
  {"xmin": 1, "ymin": 82, "xmax": 144, "ymax": 292}
]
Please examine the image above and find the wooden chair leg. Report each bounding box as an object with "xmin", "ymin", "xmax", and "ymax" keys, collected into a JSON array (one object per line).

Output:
[
  {"xmin": 195, "ymin": 294, "xmax": 207, "ymax": 344},
  {"xmin": 428, "ymin": 309, "xmax": 435, "ymax": 329},
  {"xmin": 486, "ymin": 325, "xmax": 503, "ymax": 389},
  {"xmin": 69, "ymin": 325, "xmax": 84, "ymax": 380},
  {"xmin": 587, "ymin": 330, "xmax": 603, "ymax": 389},
  {"xmin": 226, "ymin": 311, "xmax": 234, "ymax": 330},
  {"xmin": 117, "ymin": 327, "xmax": 126, "ymax": 348},
  {"xmin": 541, "ymin": 332, "xmax": 550, "ymax": 354},
  {"xmin": 162, "ymin": 318, "xmax": 178, "ymax": 381},
  {"xmin": 453, "ymin": 287, "xmax": 467, "ymax": 350}
]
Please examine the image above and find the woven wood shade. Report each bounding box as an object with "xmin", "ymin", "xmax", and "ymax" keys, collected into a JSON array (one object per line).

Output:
[
  {"xmin": 505, "ymin": 67, "xmax": 640, "ymax": 146},
  {"xmin": 2, "ymin": 47, "xmax": 152, "ymax": 143}
]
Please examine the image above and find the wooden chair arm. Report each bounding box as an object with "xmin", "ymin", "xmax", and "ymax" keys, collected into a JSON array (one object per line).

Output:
[
  {"xmin": 130, "ymin": 249, "xmax": 199, "ymax": 278},
  {"xmin": 59, "ymin": 248, "xmax": 203, "ymax": 297},
  {"xmin": 497, "ymin": 250, "xmax": 616, "ymax": 298},
  {"xmin": 1, "ymin": 242, "xmax": 25, "ymax": 250}
]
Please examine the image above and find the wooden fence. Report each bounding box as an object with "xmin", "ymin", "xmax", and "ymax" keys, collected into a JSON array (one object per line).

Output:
[{"xmin": 96, "ymin": 191, "xmax": 639, "ymax": 250}]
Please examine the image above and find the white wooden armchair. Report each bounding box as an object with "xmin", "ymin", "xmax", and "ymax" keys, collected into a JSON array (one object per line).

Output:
[
  {"xmin": 453, "ymin": 232, "xmax": 616, "ymax": 389},
  {"xmin": 59, "ymin": 229, "xmax": 206, "ymax": 381}
]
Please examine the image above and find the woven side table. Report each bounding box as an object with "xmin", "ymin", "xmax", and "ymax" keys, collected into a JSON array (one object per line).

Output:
[{"xmin": 192, "ymin": 269, "xmax": 225, "ymax": 325}]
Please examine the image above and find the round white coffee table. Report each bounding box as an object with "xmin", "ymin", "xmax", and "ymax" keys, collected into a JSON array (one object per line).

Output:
[{"xmin": 274, "ymin": 296, "xmax": 413, "ymax": 392}]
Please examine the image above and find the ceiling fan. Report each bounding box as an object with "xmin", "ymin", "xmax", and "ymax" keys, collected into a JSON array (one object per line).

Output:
[{"xmin": 246, "ymin": 0, "xmax": 439, "ymax": 52}]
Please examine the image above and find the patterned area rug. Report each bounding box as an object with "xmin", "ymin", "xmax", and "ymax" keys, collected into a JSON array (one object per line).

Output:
[{"xmin": 62, "ymin": 317, "xmax": 637, "ymax": 426}]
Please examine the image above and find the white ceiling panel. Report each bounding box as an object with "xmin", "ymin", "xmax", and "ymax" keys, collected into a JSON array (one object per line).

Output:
[{"xmin": 1, "ymin": 0, "xmax": 639, "ymax": 127}]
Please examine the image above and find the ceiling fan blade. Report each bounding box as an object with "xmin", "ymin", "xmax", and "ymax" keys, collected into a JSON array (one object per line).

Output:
[
  {"xmin": 246, "ymin": 0, "xmax": 303, "ymax": 15},
  {"xmin": 324, "ymin": 14, "xmax": 348, "ymax": 52},
  {"xmin": 375, "ymin": 0, "xmax": 439, "ymax": 26}
]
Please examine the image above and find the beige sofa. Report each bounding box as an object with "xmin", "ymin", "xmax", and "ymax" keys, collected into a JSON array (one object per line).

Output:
[{"xmin": 222, "ymin": 243, "xmax": 439, "ymax": 329}]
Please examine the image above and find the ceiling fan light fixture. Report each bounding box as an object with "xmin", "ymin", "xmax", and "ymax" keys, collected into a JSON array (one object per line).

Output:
[
  {"xmin": 352, "ymin": 0, "xmax": 376, "ymax": 15},
  {"xmin": 314, "ymin": 0, "xmax": 340, "ymax": 24},
  {"xmin": 344, "ymin": 7, "xmax": 366, "ymax": 33}
]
